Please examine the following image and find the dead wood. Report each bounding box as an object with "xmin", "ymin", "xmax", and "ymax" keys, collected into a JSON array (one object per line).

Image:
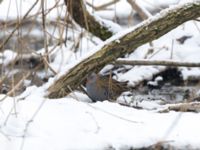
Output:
[
  {"xmin": 47, "ymin": 2, "xmax": 200, "ymax": 98},
  {"xmin": 65, "ymin": 0, "xmax": 115, "ymax": 40},
  {"xmin": 159, "ymin": 102, "xmax": 200, "ymax": 113},
  {"xmin": 114, "ymin": 60, "xmax": 200, "ymax": 67}
]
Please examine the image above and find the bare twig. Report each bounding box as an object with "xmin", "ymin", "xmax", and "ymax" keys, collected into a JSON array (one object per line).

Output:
[
  {"xmin": 170, "ymin": 39, "xmax": 174, "ymax": 59},
  {"xmin": 127, "ymin": 0, "xmax": 152, "ymax": 20},
  {"xmin": 42, "ymin": 56, "xmax": 57, "ymax": 75},
  {"xmin": 127, "ymin": 0, "xmax": 154, "ymax": 56},
  {"xmin": 41, "ymin": 0, "xmax": 50, "ymax": 66},
  {"xmin": 71, "ymin": 31, "xmax": 85, "ymax": 53},
  {"xmin": 114, "ymin": 60, "xmax": 200, "ymax": 67},
  {"xmin": 0, "ymin": 1, "xmax": 64, "ymax": 30},
  {"xmin": 0, "ymin": 0, "xmax": 40, "ymax": 51},
  {"xmin": 86, "ymin": 0, "xmax": 120, "ymax": 11},
  {"xmin": 159, "ymin": 102, "xmax": 200, "ymax": 113},
  {"xmin": 0, "ymin": 71, "xmax": 31, "ymax": 102},
  {"xmin": 0, "ymin": 62, "xmax": 44, "ymax": 102}
]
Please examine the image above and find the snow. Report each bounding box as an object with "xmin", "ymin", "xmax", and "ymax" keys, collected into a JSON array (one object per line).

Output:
[
  {"xmin": 92, "ymin": 13, "xmax": 122, "ymax": 33},
  {"xmin": 0, "ymin": 50, "xmax": 17, "ymax": 65},
  {"xmin": 2, "ymin": 94, "xmax": 200, "ymax": 149},
  {"xmin": 0, "ymin": 0, "xmax": 200, "ymax": 149}
]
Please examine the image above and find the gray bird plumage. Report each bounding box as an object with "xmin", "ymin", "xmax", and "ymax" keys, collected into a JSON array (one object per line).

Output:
[{"xmin": 86, "ymin": 73, "xmax": 128, "ymax": 102}]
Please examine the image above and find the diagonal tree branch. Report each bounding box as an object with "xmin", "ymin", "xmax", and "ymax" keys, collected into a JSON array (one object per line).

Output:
[{"xmin": 47, "ymin": 2, "xmax": 200, "ymax": 98}]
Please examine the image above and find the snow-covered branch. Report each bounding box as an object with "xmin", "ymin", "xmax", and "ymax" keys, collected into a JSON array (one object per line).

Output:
[
  {"xmin": 65, "ymin": 0, "xmax": 119, "ymax": 40},
  {"xmin": 47, "ymin": 1, "xmax": 200, "ymax": 98}
]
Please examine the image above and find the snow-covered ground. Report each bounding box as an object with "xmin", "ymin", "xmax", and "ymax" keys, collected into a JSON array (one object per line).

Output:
[
  {"xmin": 0, "ymin": 0, "xmax": 200, "ymax": 150},
  {"xmin": 2, "ymin": 91, "xmax": 200, "ymax": 150}
]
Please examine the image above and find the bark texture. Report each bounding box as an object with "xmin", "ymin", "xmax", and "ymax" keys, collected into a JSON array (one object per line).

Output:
[
  {"xmin": 65, "ymin": 0, "xmax": 113, "ymax": 40},
  {"xmin": 47, "ymin": 2, "xmax": 200, "ymax": 98}
]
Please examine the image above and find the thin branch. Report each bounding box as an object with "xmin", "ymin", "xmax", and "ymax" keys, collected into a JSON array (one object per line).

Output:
[
  {"xmin": 0, "ymin": 62, "xmax": 43, "ymax": 102},
  {"xmin": 0, "ymin": 0, "xmax": 40, "ymax": 51},
  {"xmin": 114, "ymin": 60, "xmax": 200, "ymax": 67},
  {"xmin": 0, "ymin": 1, "xmax": 63, "ymax": 30},
  {"xmin": 127, "ymin": 0, "xmax": 152, "ymax": 20},
  {"xmin": 0, "ymin": 71, "xmax": 31, "ymax": 102},
  {"xmin": 42, "ymin": 56, "xmax": 57, "ymax": 75},
  {"xmin": 41, "ymin": 0, "xmax": 50, "ymax": 65},
  {"xmin": 159, "ymin": 102, "xmax": 200, "ymax": 113},
  {"xmin": 86, "ymin": 0, "xmax": 120, "ymax": 11},
  {"xmin": 127, "ymin": 0, "xmax": 154, "ymax": 56}
]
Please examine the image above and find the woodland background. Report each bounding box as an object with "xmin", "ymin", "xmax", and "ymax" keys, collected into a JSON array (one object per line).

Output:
[{"xmin": 0, "ymin": 0, "xmax": 200, "ymax": 149}]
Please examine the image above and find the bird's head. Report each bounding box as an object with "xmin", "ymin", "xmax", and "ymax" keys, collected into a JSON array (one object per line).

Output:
[{"xmin": 86, "ymin": 72, "xmax": 98, "ymax": 84}]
